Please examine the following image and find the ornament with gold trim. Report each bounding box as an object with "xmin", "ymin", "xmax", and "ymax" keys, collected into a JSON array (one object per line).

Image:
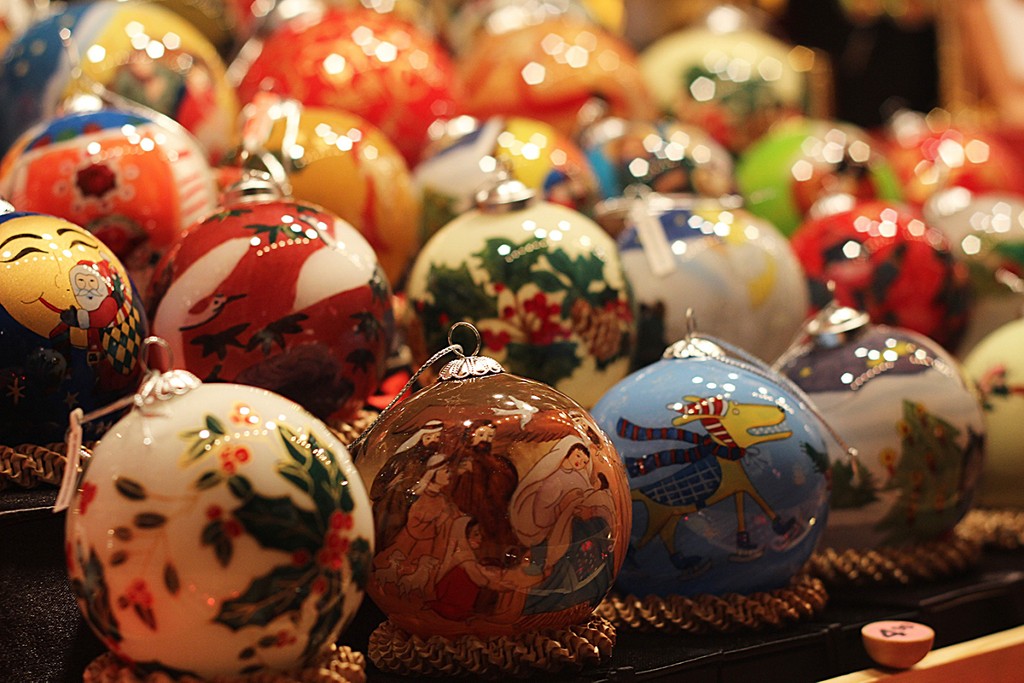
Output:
[
  {"xmin": 406, "ymin": 173, "xmax": 635, "ymax": 409},
  {"xmin": 0, "ymin": 204, "xmax": 148, "ymax": 445},
  {"xmin": 591, "ymin": 329, "xmax": 831, "ymax": 597},
  {"xmin": 352, "ymin": 327, "xmax": 631, "ymax": 642},
  {"xmin": 775, "ymin": 300, "xmax": 985, "ymax": 550},
  {"xmin": 415, "ymin": 114, "xmax": 599, "ymax": 239},
  {"xmin": 148, "ymin": 171, "xmax": 394, "ymax": 424},
  {"xmin": 234, "ymin": 6, "xmax": 460, "ymax": 166},
  {"xmin": 65, "ymin": 366, "xmax": 374, "ymax": 678},
  {"xmin": 0, "ymin": 0, "xmax": 239, "ymax": 162}
]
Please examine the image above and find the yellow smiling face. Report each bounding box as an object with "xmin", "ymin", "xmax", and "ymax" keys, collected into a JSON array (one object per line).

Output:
[{"xmin": 0, "ymin": 213, "xmax": 131, "ymax": 340}]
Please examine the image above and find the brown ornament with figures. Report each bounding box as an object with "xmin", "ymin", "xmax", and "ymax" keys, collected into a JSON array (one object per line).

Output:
[{"xmin": 352, "ymin": 324, "xmax": 631, "ymax": 677}]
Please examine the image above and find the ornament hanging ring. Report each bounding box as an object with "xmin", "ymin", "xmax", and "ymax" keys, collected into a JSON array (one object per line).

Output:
[
  {"xmin": 448, "ymin": 322, "xmax": 482, "ymax": 358},
  {"xmin": 140, "ymin": 336, "xmax": 174, "ymax": 375}
]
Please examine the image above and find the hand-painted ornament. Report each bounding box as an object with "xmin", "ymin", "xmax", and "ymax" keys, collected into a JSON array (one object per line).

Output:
[
  {"xmin": 880, "ymin": 110, "xmax": 1024, "ymax": 209},
  {"xmin": 579, "ymin": 114, "xmax": 735, "ymax": 233},
  {"xmin": 964, "ymin": 318, "xmax": 1024, "ymax": 508},
  {"xmin": 233, "ymin": 94, "xmax": 421, "ymax": 285},
  {"xmin": 0, "ymin": 0, "xmax": 33, "ymax": 54},
  {"xmin": 775, "ymin": 303, "xmax": 985, "ymax": 549},
  {"xmin": 234, "ymin": 7, "xmax": 460, "ymax": 166},
  {"xmin": 0, "ymin": 208, "xmax": 147, "ymax": 445},
  {"xmin": 457, "ymin": 17, "xmax": 655, "ymax": 139},
  {"xmin": 790, "ymin": 200, "xmax": 971, "ymax": 351},
  {"xmin": 591, "ymin": 334, "xmax": 830, "ymax": 596},
  {"xmin": 415, "ymin": 115, "xmax": 600, "ymax": 239},
  {"xmin": 736, "ymin": 119, "xmax": 903, "ymax": 237},
  {"xmin": 0, "ymin": 106, "xmax": 218, "ymax": 294},
  {"xmin": 149, "ymin": 174, "xmax": 394, "ymax": 422},
  {"xmin": 0, "ymin": 0, "xmax": 239, "ymax": 162},
  {"xmin": 66, "ymin": 376, "xmax": 374, "ymax": 678},
  {"xmin": 353, "ymin": 348, "xmax": 631, "ymax": 637},
  {"xmin": 924, "ymin": 189, "xmax": 1024, "ymax": 354},
  {"xmin": 406, "ymin": 177, "xmax": 635, "ymax": 408},
  {"xmin": 618, "ymin": 194, "xmax": 808, "ymax": 368},
  {"xmin": 639, "ymin": 5, "xmax": 821, "ymax": 153},
  {"xmin": 151, "ymin": 0, "xmax": 240, "ymax": 56},
  {"xmin": 442, "ymin": 0, "xmax": 611, "ymax": 54}
]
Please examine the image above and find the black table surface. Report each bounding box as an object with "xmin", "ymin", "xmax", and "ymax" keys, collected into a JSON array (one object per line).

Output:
[{"xmin": 4, "ymin": 488, "xmax": 1023, "ymax": 683}]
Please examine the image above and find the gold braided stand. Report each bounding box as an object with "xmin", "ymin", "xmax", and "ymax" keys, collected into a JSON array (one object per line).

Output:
[
  {"xmin": 0, "ymin": 442, "xmax": 72, "ymax": 490},
  {"xmin": 596, "ymin": 574, "xmax": 828, "ymax": 634},
  {"xmin": 956, "ymin": 508, "xmax": 1024, "ymax": 550},
  {"xmin": 367, "ymin": 615, "xmax": 616, "ymax": 678},
  {"xmin": 327, "ymin": 409, "xmax": 379, "ymax": 447},
  {"xmin": 808, "ymin": 533, "xmax": 982, "ymax": 587},
  {"xmin": 83, "ymin": 645, "xmax": 366, "ymax": 683}
]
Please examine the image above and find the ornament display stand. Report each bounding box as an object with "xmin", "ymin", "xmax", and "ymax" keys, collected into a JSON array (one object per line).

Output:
[
  {"xmin": 327, "ymin": 409, "xmax": 380, "ymax": 447},
  {"xmin": 957, "ymin": 509, "xmax": 1024, "ymax": 551},
  {"xmin": 808, "ymin": 532, "xmax": 982, "ymax": 587},
  {"xmin": 82, "ymin": 645, "xmax": 366, "ymax": 683},
  {"xmin": 0, "ymin": 442, "xmax": 75, "ymax": 490},
  {"xmin": 596, "ymin": 574, "xmax": 829, "ymax": 634},
  {"xmin": 367, "ymin": 614, "xmax": 616, "ymax": 678}
]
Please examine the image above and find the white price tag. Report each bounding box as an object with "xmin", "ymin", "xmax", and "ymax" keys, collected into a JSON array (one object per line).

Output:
[
  {"xmin": 54, "ymin": 408, "xmax": 85, "ymax": 513},
  {"xmin": 630, "ymin": 197, "xmax": 678, "ymax": 277}
]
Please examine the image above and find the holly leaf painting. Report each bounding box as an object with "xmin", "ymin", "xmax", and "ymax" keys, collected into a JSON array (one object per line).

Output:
[
  {"xmin": 246, "ymin": 313, "xmax": 308, "ymax": 355},
  {"xmin": 206, "ymin": 207, "xmax": 253, "ymax": 223},
  {"xmin": 546, "ymin": 249, "xmax": 611, "ymax": 308},
  {"xmin": 348, "ymin": 536, "xmax": 372, "ymax": 591},
  {"xmin": 475, "ymin": 237, "xmax": 546, "ymax": 292},
  {"xmin": 70, "ymin": 544, "xmax": 123, "ymax": 645},
  {"xmin": 216, "ymin": 564, "xmax": 314, "ymax": 630},
  {"xmin": 303, "ymin": 573, "xmax": 344, "ymax": 664},
  {"xmin": 232, "ymin": 492, "xmax": 323, "ymax": 555},
  {"xmin": 276, "ymin": 426, "xmax": 353, "ymax": 520},
  {"xmin": 505, "ymin": 340, "xmax": 580, "ymax": 387},
  {"xmin": 420, "ymin": 262, "xmax": 498, "ymax": 349}
]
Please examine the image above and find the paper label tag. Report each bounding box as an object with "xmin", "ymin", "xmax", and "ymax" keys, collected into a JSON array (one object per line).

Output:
[
  {"xmin": 630, "ymin": 198, "xmax": 678, "ymax": 277},
  {"xmin": 54, "ymin": 408, "xmax": 84, "ymax": 513}
]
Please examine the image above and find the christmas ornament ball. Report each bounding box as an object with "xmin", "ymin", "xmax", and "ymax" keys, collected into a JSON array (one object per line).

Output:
[
  {"xmin": 0, "ymin": 106, "xmax": 218, "ymax": 294},
  {"xmin": 591, "ymin": 336, "xmax": 830, "ymax": 597},
  {"xmin": 0, "ymin": 0, "xmax": 239, "ymax": 162},
  {"xmin": 353, "ymin": 356, "xmax": 631, "ymax": 638},
  {"xmin": 406, "ymin": 182, "xmax": 635, "ymax": 409},
  {"xmin": 0, "ymin": 209, "xmax": 147, "ymax": 445},
  {"xmin": 235, "ymin": 95, "xmax": 421, "ymax": 286},
  {"xmin": 776, "ymin": 307, "xmax": 985, "ymax": 549},
  {"xmin": 66, "ymin": 380, "xmax": 374, "ymax": 679},
  {"xmin": 618, "ymin": 194, "xmax": 808, "ymax": 367},
  {"xmin": 149, "ymin": 180, "xmax": 394, "ymax": 423},
  {"xmin": 964, "ymin": 318, "xmax": 1024, "ymax": 508},
  {"xmin": 790, "ymin": 200, "xmax": 971, "ymax": 351}
]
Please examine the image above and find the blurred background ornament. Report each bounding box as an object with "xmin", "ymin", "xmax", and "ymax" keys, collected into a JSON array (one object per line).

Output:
[
  {"xmin": 0, "ymin": 207, "xmax": 147, "ymax": 445},
  {"xmin": 234, "ymin": 5, "xmax": 460, "ymax": 166},
  {"xmin": 0, "ymin": 103, "xmax": 218, "ymax": 294},
  {"xmin": 592, "ymin": 331, "xmax": 830, "ymax": 597},
  {"xmin": 737, "ymin": 118, "xmax": 903, "ymax": 237},
  {"xmin": 617, "ymin": 193, "xmax": 807, "ymax": 367},
  {"xmin": 441, "ymin": 0, "xmax": 616, "ymax": 54},
  {"xmin": 639, "ymin": 4, "xmax": 828, "ymax": 154},
  {"xmin": 406, "ymin": 175, "xmax": 635, "ymax": 408},
  {"xmin": 66, "ymin": 376, "xmax": 374, "ymax": 678},
  {"xmin": 790, "ymin": 199, "xmax": 971, "ymax": 351},
  {"xmin": 0, "ymin": 0, "xmax": 239, "ymax": 163},
  {"xmin": 232, "ymin": 94, "xmax": 421, "ymax": 285},
  {"xmin": 775, "ymin": 300, "xmax": 985, "ymax": 550},
  {"xmin": 415, "ymin": 114, "xmax": 599, "ymax": 239},
  {"xmin": 149, "ymin": 171, "xmax": 394, "ymax": 423}
]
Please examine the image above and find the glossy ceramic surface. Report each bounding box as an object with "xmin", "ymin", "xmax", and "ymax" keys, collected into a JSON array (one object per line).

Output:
[
  {"xmin": 66, "ymin": 382, "xmax": 373, "ymax": 678},
  {"xmin": 591, "ymin": 342, "xmax": 830, "ymax": 596},
  {"xmin": 0, "ymin": 0, "xmax": 239, "ymax": 162},
  {"xmin": 964, "ymin": 318, "xmax": 1024, "ymax": 508},
  {"xmin": 457, "ymin": 18, "xmax": 655, "ymax": 139},
  {"xmin": 353, "ymin": 369, "xmax": 631, "ymax": 637},
  {"xmin": 924, "ymin": 190, "xmax": 1024, "ymax": 354},
  {"xmin": 235, "ymin": 95, "xmax": 421, "ymax": 285},
  {"xmin": 777, "ymin": 324, "xmax": 985, "ymax": 549},
  {"xmin": 639, "ymin": 23, "xmax": 809, "ymax": 153},
  {"xmin": 790, "ymin": 201, "xmax": 971, "ymax": 351},
  {"xmin": 880, "ymin": 111, "xmax": 1024, "ymax": 209},
  {"xmin": 737, "ymin": 119, "xmax": 903, "ymax": 237},
  {"xmin": 415, "ymin": 115, "xmax": 599, "ymax": 238},
  {"xmin": 618, "ymin": 194, "xmax": 808, "ymax": 367},
  {"xmin": 235, "ymin": 7, "xmax": 460, "ymax": 166},
  {"xmin": 0, "ymin": 211, "xmax": 147, "ymax": 445},
  {"xmin": 149, "ymin": 195, "xmax": 394, "ymax": 422},
  {"xmin": 0, "ymin": 107, "xmax": 218, "ymax": 294},
  {"xmin": 406, "ymin": 198, "xmax": 635, "ymax": 408}
]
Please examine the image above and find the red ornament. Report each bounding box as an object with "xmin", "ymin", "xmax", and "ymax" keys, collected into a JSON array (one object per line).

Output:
[
  {"xmin": 149, "ymin": 181, "xmax": 394, "ymax": 421},
  {"xmin": 235, "ymin": 7, "xmax": 460, "ymax": 166},
  {"xmin": 790, "ymin": 200, "xmax": 971, "ymax": 350}
]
